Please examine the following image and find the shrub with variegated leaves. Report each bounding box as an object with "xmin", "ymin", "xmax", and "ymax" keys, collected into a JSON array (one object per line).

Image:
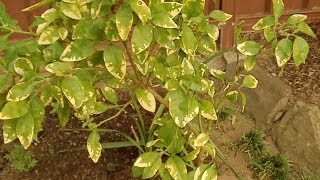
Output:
[{"xmin": 0, "ymin": 0, "xmax": 314, "ymax": 179}]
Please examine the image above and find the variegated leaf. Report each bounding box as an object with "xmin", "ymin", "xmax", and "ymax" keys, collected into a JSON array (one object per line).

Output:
[
  {"xmin": 103, "ymin": 45, "xmax": 126, "ymax": 79},
  {"xmin": 87, "ymin": 131, "xmax": 102, "ymax": 163},
  {"xmin": 135, "ymin": 88, "xmax": 156, "ymax": 113},
  {"xmin": 115, "ymin": 5, "xmax": 133, "ymax": 41},
  {"xmin": 16, "ymin": 113, "xmax": 34, "ymax": 149}
]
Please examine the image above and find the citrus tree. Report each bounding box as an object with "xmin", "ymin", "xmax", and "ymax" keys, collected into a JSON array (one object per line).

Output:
[{"xmin": 0, "ymin": 0, "xmax": 314, "ymax": 179}]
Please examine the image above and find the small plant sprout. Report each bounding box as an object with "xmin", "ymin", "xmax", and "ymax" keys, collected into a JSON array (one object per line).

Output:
[
  {"xmin": 238, "ymin": 130, "xmax": 265, "ymax": 158},
  {"xmin": 251, "ymin": 154, "xmax": 290, "ymax": 180},
  {"xmin": 5, "ymin": 145, "xmax": 38, "ymax": 172}
]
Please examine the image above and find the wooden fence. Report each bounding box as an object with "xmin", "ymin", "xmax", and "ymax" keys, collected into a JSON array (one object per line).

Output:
[{"xmin": 2, "ymin": 0, "xmax": 320, "ymax": 48}]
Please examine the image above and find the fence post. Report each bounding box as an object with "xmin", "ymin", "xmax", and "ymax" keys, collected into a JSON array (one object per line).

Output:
[{"xmin": 220, "ymin": 0, "xmax": 236, "ymax": 49}]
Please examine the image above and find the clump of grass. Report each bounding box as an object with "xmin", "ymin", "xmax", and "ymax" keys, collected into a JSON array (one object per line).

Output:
[
  {"xmin": 5, "ymin": 145, "xmax": 37, "ymax": 172},
  {"xmin": 251, "ymin": 154, "xmax": 290, "ymax": 180},
  {"xmin": 295, "ymin": 171, "xmax": 320, "ymax": 180},
  {"xmin": 238, "ymin": 130, "xmax": 265, "ymax": 157}
]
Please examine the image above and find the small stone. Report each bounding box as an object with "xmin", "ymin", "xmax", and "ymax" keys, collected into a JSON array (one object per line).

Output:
[{"xmin": 273, "ymin": 111, "xmax": 284, "ymax": 122}]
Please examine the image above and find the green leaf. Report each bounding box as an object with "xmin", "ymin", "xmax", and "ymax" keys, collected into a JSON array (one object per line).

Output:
[
  {"xmin": 199, "ymin": 100, "xmax": 217, "ymax": 120},
  {"xmin": 194, "ymin": 133, "xmax": 209, "ymax": 147},
  {"xmin": 90, "ymin": 0, "xmax": 103, "ymax": 19},
  {"xmin": 284, "ymin": 14, "xmax": 307, "ymax": 27},
  {"xmin": 210, "ymin": 69, "xmax": 226, "ymax": 81},
  {"xmin": 242, "ymin": 75, "xmax": 258, "ymax": 89},
  {"xmin": 154, "ymin": 27, "xmax": 175, "ymax": 49},
  {"xmin": 7, "ymin": 82, "xmax": 34, "ymax": 102},
  {"xmin": 180, "ymin": 75, "xmax": 207, "ymax": 92},
  {"xmin": 38, "ymin": 26, "xmax": 60, "ymax": 45},
  {"xmin": 182, "ymin": 26, "xmax": 197, "ymax": 55},
  {"xmin": 78, "ymin": 0, "xmax": 93, "ymax": 5},
  {"xmin": 60, "ymin": 2, "xmax": 82, "ymax": 20},
  {"xmin": 168, "ymin": 88, "xmax": 199, "ymax": 128},
  {"xmin": 52, "ymin": 85, "xmax": 65, "ymax": 107},
  {"xmin": 239, "ymin": 91, "xmax": 247, "ymax": 112},
  {"xmin": 208, "ymin": 10, "xmax": 232, "ymax": 21},
  {"xmin": 275, "ymin": 39, "xmax": 293, "ymax": 67},
  {"xmin": 130, "ymin": 0, "xmax": 151, "ymax": 24},
  {"xmin": 154, "ymin": 61, "xmax": 169, "ymax": 81},
  {"xmin": 202, "ymin": 143, "xmax": 216, "ymax": 158},
  {"xmin": 244, "ymin": 55, "xmax": 257, "ymax": 71},
  {"xmin": 61, "ymin": 76, "xmax": 86, "ymax": 108},
  {"xmin": 29, "ymin": 97, "xmax": 45, "ymax": 140},
  {"xmin": 272, "ymin": 0, "xmax": 284, "ymax": 19},
  {"xmin": 58, "ymin": 27, "xmax": 68, "ymax": 40},
  {"xmin": 226, "ymin": 91, "xmax": 238, "ymax": 102},
  {"xmin": 94, "ymin": 102, "xmax": 115, "ymax": 114},
  {"xmin": 182, "ymin": 58, "xmax": 195, "ymax": 75},
  {"xmin": 40, "ymin": 85, "xmax": 52, "ymax": 106},
  {"xmin": 297, "ymin": 21, "xmax": 316, "ymax": 38},
  {"xmin": 103, "ymin": 45, "xmax": 126, "ymax": 79},
  {"xmin": 35, "ymin": 8, "xmax": 59, "ymax": 34},
  {"xmin": 104, "ymin": 20, "xmax": 121, "ymax": 41},
  {"xmin": 206, "ymin": 24, "xmax": 219, "ymax": 40},
  {"xmin": 116, "ymin": 5, "xmax": 133, "ymax": 41},
  {"xmin": 293, "ymin": 36, "xmax": 309, "ymax": 67},
  {"xmin": 197, "ymin": 35, "xmax": 217, "ymax": 55},
  {"xmin": 194, "ymin": 164, "xmax": 210, "ymax": 180},
  {"xmin": 159, "ymin": 165, "xmax": 173, "ymax": 180},
  {"xmin": 14, "ymin": 58, "xmax": 34, "ymax": 78},
  {"xmin": 166, "ymin": 52, "xmax": 181, "ymax": 67},
  {"xmin": 158, "ymin": 119, "xmax": 184, "ymax": 153},
  {"xmin": 43, "ymin": 42, "xmax": 63, "ymax": 62},
  {"xmin": 182, "ymin": 0, "xmax": 205, "ymax": 19},
  {"xmin": 142, "ymin": 154, "xmax": 162, "ymax": 179},
  {"xmin": 132, "ymin": 166, "xmax": 143, "ymax": 178},
  {"xmin": 0, "ymin": 101, "xmax": 28, "ymax": 120},
  {"xmin": 165, "ymin": 156, "xmax": 187, "ymax": 180},
  {"xmin": 134, "ymin": 152, "xmax": 161, "ymax": 168},
  {"xmin": 151, "ymin": 11, "xmax": 177, "ymax": 29},
  {"xmin": 16, "ymin": 113, "xmax": 34, "ymax": 149},
  {"xmin": 61, "ymin": 0, "xmax": 77, "ymax": 3},
  {"xmin": 87, "ymin": 131, "xmax": 102, "ymax": 163},
  {"xmin": 101, "ymin": 86, "xmax": 118, "ymax": 105},
  {"xmin": 72, "ymin": 18, "xmax": 106, "ymax": 40},
  {"xmin": 252, "ymin": 16, "xmax": 275, "ymax": 30},
  {"xmin": 136, "ymin": 88, "xmax": 156, "ymax": 113},
  {"xmin": 152, "ymin": 2, "xmax": 183, "ymax": 18},
  {"xmin": 264, "ymin": 27, "xmax": 276, "ymax": 43},
  {"xmin": 57, "ymin": 101, "xmax": 70, "ymax": 127},
  {"xmin": 0, "ymin": 2, "xmax": 18, "ymax": 26},
  {"xmin": 201, "ymin": 164, "xmax": 218, "ymax": 180},
  {"xmin": 237, "ymin": 41, "xmax": 261, "ymax": 56},
  {"xmin": 60, "ymin": 39, "xmax": 96, "ymax": 61},
  {"xmin": 45, "ymin": 61, "xmax": 73, "ymax": 76},
  {"xmin": 150, "ymin": 2, "xmax": 180, "ymax": 28},
  {"xmin": 0, "ymin": 74, "xmax": 9, "ymax": 93},
  {"xmin": 3, "ymin": 119, "xmax": 18, "ymax": 144},
  {"xmin": 183, "ymin": 147, "xmax": 201, "ymax": 162},
  {"xmin": 132, "ymin": 23, "xmax": 153, "ymax": 54}
]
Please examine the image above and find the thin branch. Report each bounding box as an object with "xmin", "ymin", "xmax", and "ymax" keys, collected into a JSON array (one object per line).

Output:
[
  {"xmin": 97, "ymin": 101, "xmax": 131, "ymax": 126},
  {"xmin": 122, "ymin": 40, "xmax": 142, "ymax": 81}
]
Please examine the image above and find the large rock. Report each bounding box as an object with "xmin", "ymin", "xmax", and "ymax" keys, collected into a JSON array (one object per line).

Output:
[
  {"xmin": 240, "ymin": 67, "xmax": 292, "ymax": 128},
  {"xmin": 272, "ymin": 101, "xmax": 320, "ymax": 173}
]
